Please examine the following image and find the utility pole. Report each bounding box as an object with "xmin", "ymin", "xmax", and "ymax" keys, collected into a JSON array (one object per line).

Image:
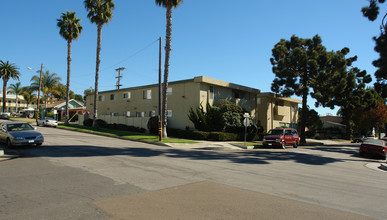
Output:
[
  {"xmin": 36, "ymin": 64, "xmax": 43, "ymax": 124},
  {"xmin": 115, "ymin": 67, "xmax": 125, "ymax": 90},
  {"xmin": 158, "ymin": 37, "xmax": 162, "ymax": 142}
]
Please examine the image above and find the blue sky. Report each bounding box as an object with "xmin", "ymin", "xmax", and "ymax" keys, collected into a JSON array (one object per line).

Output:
[{"xmin": 0, "ymin": 0, "xmax": 382, "ymax": 116}]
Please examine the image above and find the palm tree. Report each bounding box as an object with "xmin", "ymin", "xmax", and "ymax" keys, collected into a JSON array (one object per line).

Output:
[
  {"xmin": 0, "ymin": 60, "xmax": 20, "ymax": 113},
  {"xmin": 21, "ymin": 86, "xmax": 37, "ymax": 109},
  {"xmin": 84, "ymin": 0, "xmax": 115, "ymax": 127},
  {"xmin": 155, "ymin": 0, "xmax": 184, "ymax": 137},
  {"xmin": 8, "ymin": 82, "xmax": 23, "ymax": 113},
  {"xmin": 31, "ymin": 70, "xmax": 61, "ymax": 115},
  {"xmin": 57, "ymin": 11, "xmax": 83, "ymax": 125}
]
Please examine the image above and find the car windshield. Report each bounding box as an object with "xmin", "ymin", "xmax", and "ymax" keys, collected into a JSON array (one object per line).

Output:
[
  {"xmin": 267, "ymin": 129, "xmax": 284, "ymax": 135},
  {"xmin": 7, "ymin": 123, "xmax": 34, "ymax": 131}
]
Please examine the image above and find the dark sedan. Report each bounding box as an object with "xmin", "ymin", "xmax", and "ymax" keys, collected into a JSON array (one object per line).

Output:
[
  {"xmin": 359, "ymin": 139, "xmax": 386, "ymax": 160},
  {"xmin": 0, "ymin": 121, "xmax": 44, "ymax": 148}
]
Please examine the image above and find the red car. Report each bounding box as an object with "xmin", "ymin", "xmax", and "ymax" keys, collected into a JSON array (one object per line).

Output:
[
  {"xmin": 359, "ymin": 139, "xmax": 387, "ymax": 160},
  {"xmin": 263, "ymin": 128, "xmax": 300, "ymax": 149}
]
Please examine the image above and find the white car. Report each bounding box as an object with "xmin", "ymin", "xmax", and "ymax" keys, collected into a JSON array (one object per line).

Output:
[{"xmin": 37, "ymin": 117, "xmax": 58, "ymax": 127}]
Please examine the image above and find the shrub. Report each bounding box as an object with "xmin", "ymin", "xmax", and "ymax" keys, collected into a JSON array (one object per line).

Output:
[{"xmin": 83, "ymin": 119, "xmax": 93, "ymax": 127}]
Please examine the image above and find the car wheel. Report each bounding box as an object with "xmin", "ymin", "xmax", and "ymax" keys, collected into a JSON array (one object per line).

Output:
[
  {"xmin": 293, "ymin": 142, "xmax": 298, "ymax": 148},
  {"xmin": 281, "ymin": 142, "xmax": 286, "ymax": 149},
  {"xmin": 36, "ymin": 143, "xmax": 42, "ymax": 147},
  {"xmin": 6, "ymin": 139, "xmax": 13, "ymax": 149}
]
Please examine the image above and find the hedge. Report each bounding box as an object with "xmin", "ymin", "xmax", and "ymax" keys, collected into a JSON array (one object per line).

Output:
[
  {"xmin": 167, "ymin": 128, "xmax": 264, "ymax": 141},
  {"xmin": 83, "ymin": 119, "xmax": 146, "ymax": 133}
]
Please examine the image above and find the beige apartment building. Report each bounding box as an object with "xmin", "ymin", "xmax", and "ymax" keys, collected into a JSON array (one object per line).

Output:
[{"xmin": 85, "ymin": 76, "xmax": 301, "ymax": 132}]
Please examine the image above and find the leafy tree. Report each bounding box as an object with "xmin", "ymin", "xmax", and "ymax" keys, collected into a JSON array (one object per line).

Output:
[
  {"xmin": 366, "ymin": 100, "xmax": 387, "ymax": 137},
  {"xmin": 57, "ymin": 11, "xmax": 83, "ymax": 124},
  {"xmin": 84, "ymin": 0, "xmax": 115, "ymax": 127},
  {"xmin": 74, "ymin": 94, "xmax": 84, "ymax": 102},
  {"xmin": 362, "ymin": 0, "xmax": 387, "ymax": 98},
  {"xmin": 155, "ymin": 0, "xmax": 184, "ymax": 138},
  {"xmin": 188, "ymin": 100, "xmax": 244, "ymax": 132},
  {"xmin": 0, "ymin": 60, "xmax": 20, "ymax": 113},
  {"xmin": 298, "ymin": 107, "xmax": 323, "ymax": 138},
  {"xmin": 8, "ymin": 82, "xmax": 23, "ymax": 112},
  {"xmin": 270, "ymin": 35, "xmax": 327, "ymax": 144},
  {"xmin": 21, "ymin": 86, "xmax": 36, "ymax": 108},
  {"xmin": 311, "ymin": 48, "xmax": 373, "ymax": 139}
]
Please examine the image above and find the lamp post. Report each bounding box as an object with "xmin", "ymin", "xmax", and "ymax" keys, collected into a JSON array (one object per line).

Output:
[{"xmin": 28, "ymin": 64, "xmax": 43, "ymax": 124}]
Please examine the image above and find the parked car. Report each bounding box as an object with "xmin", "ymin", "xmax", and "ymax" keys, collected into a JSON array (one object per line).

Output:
[
  {"xmin": 263, "ymin": 128, "xmax": 300, "ymax": 149},
  {"xmin": 0, "ymin": 113, "xmax": 10, "ymax": 120},
  {"xmin": 37, "ymin": 117, "xmax": 58, "ymax": 127},
  {"xmin": 352, "ymin": 136, "xmax": 366, "ymax": 143},
  {"xmin": 0, "ymin": 121, "xmax": 44, "ymax": 148},
  {"xmin": 359, "ymin": 139, "xmax": 386, "ymax": 160}
]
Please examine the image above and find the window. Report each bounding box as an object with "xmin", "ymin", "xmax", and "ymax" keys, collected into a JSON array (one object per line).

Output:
[
  {"xmin": 110, "ymin": 94, "xmax": 117, "ymax": 100},
  {"xmin": 99, "ymin": 95, "xmax": 105, "ymax": 101},
  {"xmin": 136, "ymin": 112, "xmax": 145, "ymax": 117},
  {"xmin": 285, "ymin": 130, "xmax": 292, "ymax": 136},
  {"xmin": 143, "ymin": 90, "xmax": 152, "ymax": 99},
  {"xmin": 123, "ymin": 92, "xmax": 131, "ymax": 99},
  {"xmin": 150, "ymin": 111, "xmax": 156, "ymax": 117},
  {"xmin": 111, "ymin": 112, "xmax": 118, "ymax": 116},
  {"xmin": 167, "ymin": 110, "xmax": 172, "ymax": 118},
  {"xmin": 167, "ymin": 87, "xmax": 172, "ymax": 95},
  {"xmin": 209, "ymin": 86, "xmax": 215, "ymax": 99},
  {"xmin": 126, "ymin": 111, "xmax": 131, "ymax": 117}
]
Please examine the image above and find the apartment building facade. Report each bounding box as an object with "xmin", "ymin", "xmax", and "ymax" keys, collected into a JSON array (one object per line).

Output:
[
  {"xmin": 85, "ymin": 76, "xmax": 301, "ymax": 132},
  {"xmin": 0, "ymin": 91, "xmax": 37, "ymax": 113}
]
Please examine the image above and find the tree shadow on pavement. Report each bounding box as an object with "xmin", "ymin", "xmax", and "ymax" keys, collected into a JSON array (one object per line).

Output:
[{"xmin": 11, "ymin": 143, "xmax": 345, "ymax": 166}]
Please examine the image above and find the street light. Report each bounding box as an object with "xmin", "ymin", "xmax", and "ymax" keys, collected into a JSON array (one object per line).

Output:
[{"xmin": 27, "ymin": 64, "xmax": 43, "ymax": 124}]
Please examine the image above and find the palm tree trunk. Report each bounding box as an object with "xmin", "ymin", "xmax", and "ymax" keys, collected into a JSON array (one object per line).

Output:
[
  {"xmin": 2, "ymin": 80, "xmax": 7, "ymax": 113},
  {"xmin": 162, "ymin": 5, "xmax": 173, "ymax": 138},
  {"xmin": 92, "ymin": 23, "xmax": 102, "ymax": 128},
  {"xmin": 65, "ymin": 39, "xmax": 72, "ymax": 125}
]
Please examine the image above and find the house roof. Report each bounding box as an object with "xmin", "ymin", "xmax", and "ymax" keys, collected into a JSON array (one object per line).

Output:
[
  {"xmin": 46, "ymin": 99, "xmax": 85, "ymax": 109},
  {"xmin": 257, "ymin": 92, "xmax": 302, "ymax": 104},
  {"xmin": 98, "ymin": 76, "xmax": 261, "ymax": 95}
]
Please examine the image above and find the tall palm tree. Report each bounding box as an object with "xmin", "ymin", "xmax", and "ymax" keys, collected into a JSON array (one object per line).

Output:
[
  {"xmin": 21, "ymin": 86, "xmax": 36, "ymax": 109},
  {"xmin": 57, "ymin": 11, "xmax": 83, "ymax": 125},
  {"xmin": 155, "ymin": 0, "xmax": 184, "ymax": 137},
  {"xmin": 8, "ymin": 82, "xmax": 23, "ymax": 113},
  {"xmin": 31, "ymin": 70, "xmax": 61, "ymax": 115},
  {"xmin": 0, "ymin": 60, "xmax": 20, "ymax": 113},
  {"xmin": 84, "ymin": 0, "xmax": 115, "ymax": 127}
]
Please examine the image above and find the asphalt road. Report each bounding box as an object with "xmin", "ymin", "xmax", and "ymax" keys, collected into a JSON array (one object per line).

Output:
[{"xmin": 0, "ymin": 126, "xmax": 386, "ymax": 219}]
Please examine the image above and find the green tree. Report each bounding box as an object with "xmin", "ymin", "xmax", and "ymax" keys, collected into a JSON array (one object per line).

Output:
[
  {"xmin": 84, "ymin": 0, "xmax": 115, "ymax": 128},
  {"xmin": 0, "ymin": 60, "xmax": 20, "ymax": 113},
  {"xmin": 298, "ymin": 107, "xmax": 323, "ymax": 138},
  {"xmin": 21, "ymin": 86, "xmax": 36, "ymax": 108},
  {"xmin": 362, "ymin": 0, "xmax": 387, "ymax": 98},
  {"xmin": 83, "ymin": 87, "xmax": 94, "ymax": 101},
  {"xmin": 30, "ymin": 70, "xmax": 62, "ymax": 113},
  {"xmin": 57, "ymin": 10, "xmax": 83, "ymax": 125},
  {"xmin": 270, "ymin": 35, "xmax": 327, "ymax": 144},
  {"xmin": 312, "ymin": 47, "xmax": 373, "ymax": 139},
  {"xmin": 155, "ymin": 0, "xmax": 184, "ymax": 138},
  {"xmin": 8, "ymin": 82, "xmax": 23, "ymax": 112}
]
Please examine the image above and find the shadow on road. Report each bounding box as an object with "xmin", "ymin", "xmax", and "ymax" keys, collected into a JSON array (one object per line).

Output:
[{"xmin": 6, "ymin": 143, "xmax": 351, "ymax": 166}]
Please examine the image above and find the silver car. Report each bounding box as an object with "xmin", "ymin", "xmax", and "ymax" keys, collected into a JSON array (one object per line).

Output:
[
  {"xmin": 37, "ymin": 117, "xmax": 58, "ymax": 127},
  {"xmin": 0, "ymin": 121, "xmax": 44, "ymax": 148}
]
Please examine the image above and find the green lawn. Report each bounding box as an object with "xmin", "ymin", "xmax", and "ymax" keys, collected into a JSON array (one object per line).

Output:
[{"xmin": 58, "ymin": 124, "xmax": 198, "ymax": 144}]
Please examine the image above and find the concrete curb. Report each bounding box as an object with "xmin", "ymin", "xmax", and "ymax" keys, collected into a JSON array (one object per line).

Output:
[
  {"xmin": 56, "ymin": 126, "xmax": 170, "ymax": 147},
  {"xmin": 379, "ymin": 163, "xmax": 387, "ymax": 171}
]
